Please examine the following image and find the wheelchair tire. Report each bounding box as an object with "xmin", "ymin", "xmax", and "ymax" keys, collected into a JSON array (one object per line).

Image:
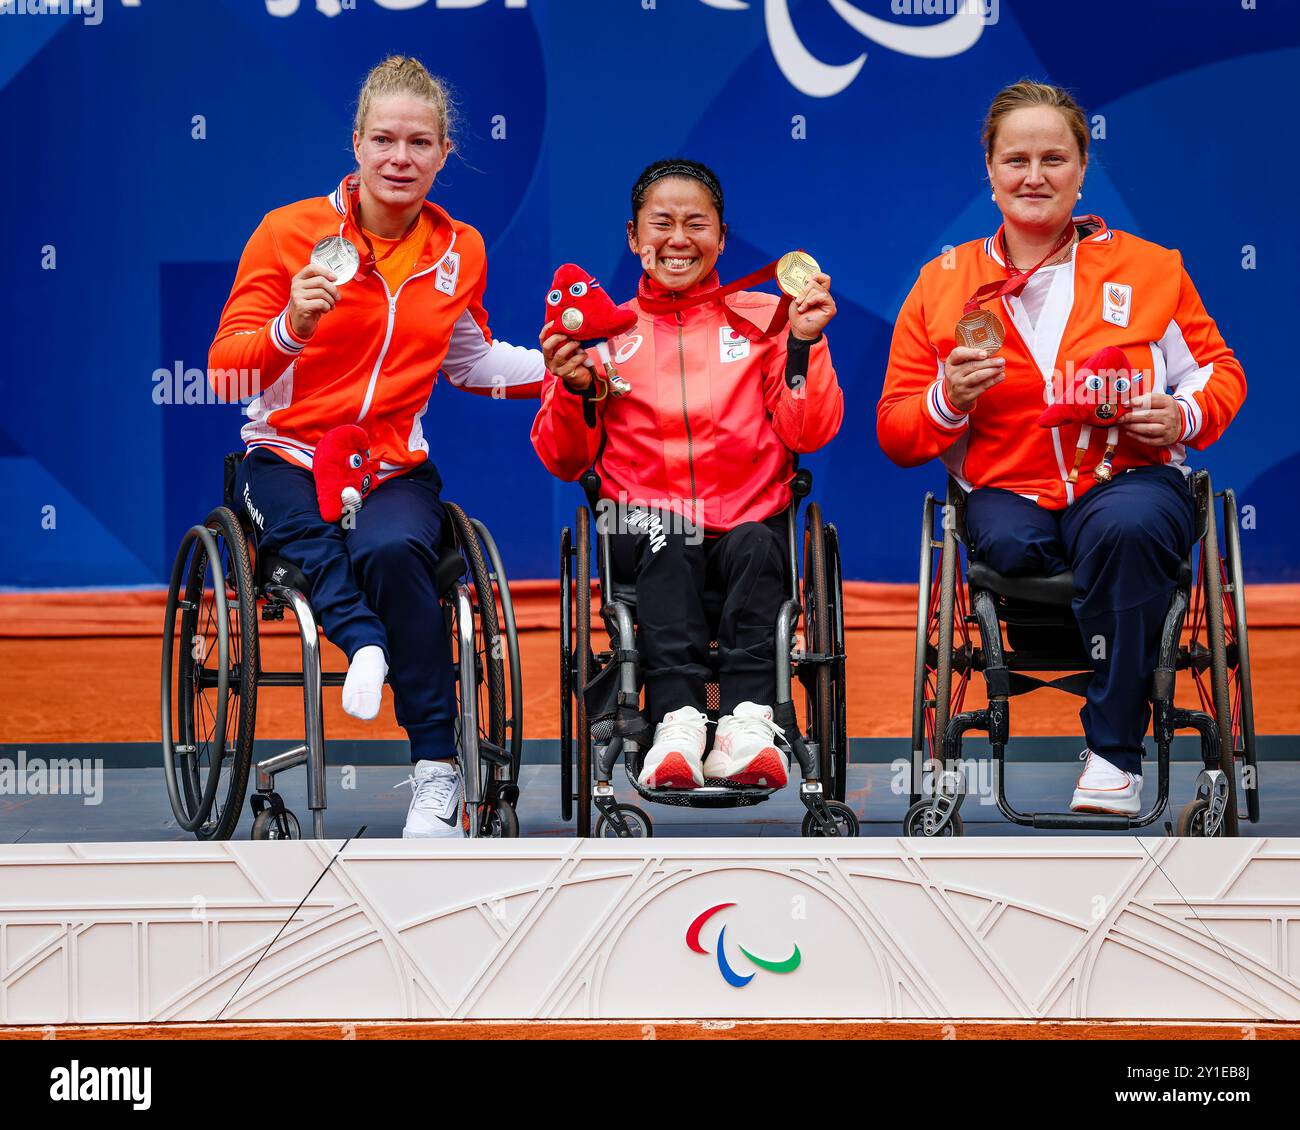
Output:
[
  {"xmin": 162, "ymin": 506, "xmax": 258, "ymax": 841},
  {"xmin": 903, "ymin": 799, "xmax": 964, "ymax": 837},
  {"xmin": 1221, "ymin": 489, "xmax": 1259, "ymax": 824},
  {"xmin": 1198, "ymin": 491, "xmax": 1240, "ymax": 836},
  {"xmin": 250, "ymin": 808, "xmax": 300, "ymax": 841},
  {"xmin": 444, "ymin": 503, "xmax": 506, "ymax": 751},
  {"xmin": 1176, "ymin": 798, "xmax": 1224, "ymax": 839},
  {"xmin": 574, "ymin": 507, "xmax": 593, "ymax": 838},
  {"xmin": 595, "ymin": 804, "xmax": 652, "ymax": 838},
  {"xmin": 472, "ymin": 518, "xmax": 524, "ymax": 781},
  {"xmin": 801, "ymin": 800, "xmax": 859, "ymax": 838},
  {"xmin": 824, "ymin": 521, "xmax": 849, "ymax": 802},
  {"xmin": 802, "ymin": 503, "xmax": 836, "ymax": 798},
  {"xmin": 910, "ymin": 494, "xmax": 936, "ymax": 804},
  {"xmin": 559, "ymin": 525, "xmax": 574, "ymax": 823},
  {"xmin": 482, "ymin": 801, "xmax": 520, "ymax": 838}
]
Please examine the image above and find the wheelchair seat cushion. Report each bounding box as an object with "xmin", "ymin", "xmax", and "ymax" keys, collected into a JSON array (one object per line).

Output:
[
  {"xmin": 968, "ymin": 556, "xmax": 1193, "ymax": 608},
  {"xmin": 257, "ymin": 553, "xmax": 310, "ymax": 596},
  {"xmin": 967, "ymin": 560, "xmax": 1075, "ymax": 606}
]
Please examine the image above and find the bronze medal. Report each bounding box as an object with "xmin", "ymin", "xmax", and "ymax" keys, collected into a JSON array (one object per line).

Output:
[
  {"xmin": 955, "ymin": 308, "xmax": 1005, "ymax": 353},
  {"xmin": 776, "ymin": 250, "xmax": 820, "ymax": 299}
]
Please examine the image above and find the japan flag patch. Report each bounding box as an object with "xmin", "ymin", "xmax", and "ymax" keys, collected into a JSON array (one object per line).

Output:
[
  {"xmin": 719, "ymin": 325, "xmax": 750, "ymax": 362},
  {"xmin": 1102, "ymin": 281, "xmax": 1132, "ymax": 328}
]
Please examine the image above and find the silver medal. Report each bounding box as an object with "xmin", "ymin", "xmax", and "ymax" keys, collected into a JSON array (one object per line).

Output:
[{"xmin": 311, "ymin": 236, "xmax": 360, "ymax": 284}]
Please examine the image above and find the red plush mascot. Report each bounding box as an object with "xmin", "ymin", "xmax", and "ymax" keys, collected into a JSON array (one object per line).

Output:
[
  {"xmin": 313, "ymin": 424, "xmax": 377, "ymax": 522},
  {"xmin": 1038, "ymin": 346, "xmax": 1143, "ymax": 484},
  {"xmin": 544, "ymin": 264, "xmax": 638, "ymax": 398}
]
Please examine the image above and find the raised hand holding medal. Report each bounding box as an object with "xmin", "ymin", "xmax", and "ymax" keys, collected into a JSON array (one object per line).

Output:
[{"xmin": 945, "ymin": 221, "xmax": 1075, "ymax": 412}]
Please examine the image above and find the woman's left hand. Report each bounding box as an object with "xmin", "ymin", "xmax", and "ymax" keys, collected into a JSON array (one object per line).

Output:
[
  {"xmin": 1119, "ymin": 391, "xmax": 1184, "ymax": 446},
  {"xmin": 789, "ymin": 272, "xmax": 835, "ymax": 341}
]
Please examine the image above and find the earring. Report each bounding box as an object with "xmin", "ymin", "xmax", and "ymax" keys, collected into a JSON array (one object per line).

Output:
[
  {"xmin": 991, "ymin": 192, "xmax": 997, "ymax": 202},
  {"xmin": 1077, "ymin": 185, "xmax": 1083, "ymax": 199}
]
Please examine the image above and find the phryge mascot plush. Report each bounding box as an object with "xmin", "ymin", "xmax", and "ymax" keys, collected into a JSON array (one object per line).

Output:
[{"xmin": 1038, "ymin": 346, "xmax": 1143, "ymax": 484}]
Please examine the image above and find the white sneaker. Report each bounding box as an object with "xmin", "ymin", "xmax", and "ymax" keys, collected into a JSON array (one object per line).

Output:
[
  {"xmin": 1070, "ymin": 749, "xmax": 1142, "ymax": 815},
  {"xmin": 704, "ymin": 702, "xmax": 789, "ymax": 788},
  {"xmin": 401, "ymin": 759, "xmax": 466, "ymax": 838},
  {"xmin": 637, "ymin": 707, "xmax": 708, "ymax": 789}
]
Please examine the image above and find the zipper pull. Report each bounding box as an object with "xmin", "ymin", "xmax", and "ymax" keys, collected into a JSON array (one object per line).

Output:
[{"xmin": 389, "ymin": 297, "xmax": 397, "ymax": 314}]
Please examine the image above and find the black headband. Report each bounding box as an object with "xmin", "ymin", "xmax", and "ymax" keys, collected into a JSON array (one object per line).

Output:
[{"xmin": 632, "ymin": 163, "xmax": 724, "ymax": 215}]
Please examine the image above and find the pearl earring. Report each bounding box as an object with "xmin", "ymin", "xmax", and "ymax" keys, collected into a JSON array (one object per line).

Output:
[{"xmin": 991, "ymin": 192, "xmax": 997, "ymax": 202}]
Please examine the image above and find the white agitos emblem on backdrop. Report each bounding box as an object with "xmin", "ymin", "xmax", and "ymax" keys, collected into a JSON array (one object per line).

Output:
[{"xmin": 700, "ymin": 0, "xmax": 991, "ymax": 98}]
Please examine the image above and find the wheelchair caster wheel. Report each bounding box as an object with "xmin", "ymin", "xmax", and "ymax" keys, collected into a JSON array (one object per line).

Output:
[
  {"xmin": 251, "ymin": 808, "xmax": 300, "ymax": 840},
  {"xmin": 594, "ymin": 804, "xmax": 652, "ymax": 838},
  {"xmin": 801, "ymin": 800, "xmax": 859, "ymax": 838},
  {"xmin": 1176, "ymin": 799, "xmax": 1224, "ymax": 838},
  {"xmin": 903, "ymin": 800, "xmax": 964, "ymax": 837},
  {"xmin": 482, "ymin": 802, "xmax": 519, "ymax": 838}
]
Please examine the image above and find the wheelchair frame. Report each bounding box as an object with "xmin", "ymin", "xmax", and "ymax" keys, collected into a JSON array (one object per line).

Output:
[
  {"xmin": 161, "ymin": 453, "xmax": 524, "ymax": 841},
  {"xmin": 907, "ymin": 468, "xmax": 1258, "ymax": 837},
  {"xmin": 558, "ymin": 468, "xmax": 855, "ymax": 838}
]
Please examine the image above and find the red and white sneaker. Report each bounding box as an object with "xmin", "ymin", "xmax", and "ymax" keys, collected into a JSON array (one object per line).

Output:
[
  {"xmin": 1070, "ymin": 749, "xmax": 1142, "ymax": 815},
  {"xmin": 637, "ymin": 707, "xmax": 708, "ymax": 789},
  {"xmin": 703, "ymin": 702, "xmax": 789, "ymax": 788}
]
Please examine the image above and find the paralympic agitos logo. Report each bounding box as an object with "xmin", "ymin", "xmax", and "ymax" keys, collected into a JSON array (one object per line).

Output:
[
  {"xmin": 699, "ymin": 0, "xmax": 994, "ymax": 98},
  {"xmin": 687, "ymin": 903, "xmax": 801, "ymax": 988}
]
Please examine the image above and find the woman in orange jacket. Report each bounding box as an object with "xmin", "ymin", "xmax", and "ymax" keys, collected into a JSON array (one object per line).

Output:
[
  {"xmin": 532, "ymin": 158, "xmax": 844, "ymax": 792},
  {"xmin": 209, "ymin": 56, "xmax": 544, "ymax": 838},
  {"xmin": 877, "ymin": 81, "xmax": 1246, "ymax": 816}
]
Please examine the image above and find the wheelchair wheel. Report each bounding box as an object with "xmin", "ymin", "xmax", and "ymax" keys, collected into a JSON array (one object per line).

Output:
[
  {"xmin": 471, "ymin": 518, "xmax": 524, "ymax": 782},
  {"xmin": 595, "ymin": 804, "xmax": 652, "ymax": 838},
  {"xmin": 574, "ymin": 506, "xmax": 593, "ymax": 837},
  {"xmin": 823, "ymin": 521, "xmax": 849, "ymax": 802},
  {"xmin": 903, "ymin": 799, "xmax": 964, "ymax": 838},
  {"xmin": 161, "ymin": 506, "xmax": 258, "ymax": 841},
  {"xmin": 911, "ymin": 493, "xmax": 971, "ymax": 800},
  {"xmin": 559, "ymin": 525, "xmax": 574, "ymax": 823},
  {"xmin": 444, "ymin": 504, "xmax": 506, "ymax": 750},
  {"xmin": 1176, "ymin": 798, "xmax": 1224, "ymax": 839},
  {"xmin": 251, "ymin": 808, "xmax": 300, "ymax": 841},
  {"xmin": 802, "ymin": 503, "xmax": 837, "ymax": 798},
  {"xmin": 1188, "ymin": 487, "xmax": 1240, "ymax": 836},
  {"xmin": 482, "ymin": 801, "xmax": 520, "ymax": 838},
  {"xmin": 801, "ymin": 800, "xmax": 859, "ymax": 838},
  {"xmin": 1220, "ymin": 489, "xmax": 1259, "ymax": 823}
]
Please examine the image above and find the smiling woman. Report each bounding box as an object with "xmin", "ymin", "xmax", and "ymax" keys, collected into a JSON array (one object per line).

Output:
[{"xmin": 877, "ymin": 79, "xmax": 1247, "ymax": 817}]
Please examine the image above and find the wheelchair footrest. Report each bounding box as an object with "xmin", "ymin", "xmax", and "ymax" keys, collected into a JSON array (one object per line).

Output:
[{"xmin": 1030, "ymin": 811, "xmax": 1133, "ymax": 830}]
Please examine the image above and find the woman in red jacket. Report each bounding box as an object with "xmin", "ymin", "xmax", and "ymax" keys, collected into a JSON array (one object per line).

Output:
[
  {"xmin": 877, "ymin": 81, "xmax": 1246, "ymax": 816},
  {"xmin": 533, "ymin": 159, "xmax": 844, "ymax": 791},
  {"xmin": 210, "ymin": 56, "xmax": 543, "ymax": 838}
]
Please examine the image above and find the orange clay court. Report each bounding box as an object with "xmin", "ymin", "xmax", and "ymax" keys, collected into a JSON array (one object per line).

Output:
[{"xmin": 2, "ymin": 582, "xmax": 1297, "ymax": 744}]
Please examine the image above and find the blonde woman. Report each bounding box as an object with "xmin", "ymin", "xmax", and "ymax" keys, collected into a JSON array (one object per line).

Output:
[{"xmin": 209, "ymin": 56, "xmax": 544, "ymax": 837}]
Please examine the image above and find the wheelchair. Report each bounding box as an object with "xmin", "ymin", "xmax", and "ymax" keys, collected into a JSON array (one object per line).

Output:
[
  {"xmin": 161, "ymin": 452, "xmax": 523, "ymax": 841},
  {"xmin": 559, "ymin": 468, "xmax": 854, "ymax": 838},
  {"xmin": 907, "ymin": 469, "xmax": 1257, "ymax": 837}
]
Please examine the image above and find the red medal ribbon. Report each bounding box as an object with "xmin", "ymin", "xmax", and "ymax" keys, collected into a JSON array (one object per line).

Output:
[
  {"xmin": 961, "ymin": 222, "xmax": 1077, "ymax": 316},
  {"xmin": 636, "ymin": 256, "xmax": 796, "ymax": 342}
]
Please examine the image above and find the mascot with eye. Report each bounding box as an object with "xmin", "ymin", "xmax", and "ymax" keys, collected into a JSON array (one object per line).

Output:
[
  {"xmin": 313, "ymin": 424, "xmax": 377, "ymax": 523},
  {"xmin": 1038, "ymin": 345, "xmax": 1143, "ymax": 484},
  {"xmin": 544, "ymin": 264, "xmax": 638, "ymax": 399}
]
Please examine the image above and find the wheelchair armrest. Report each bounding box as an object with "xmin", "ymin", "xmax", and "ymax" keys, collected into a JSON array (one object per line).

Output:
[{"xmin": 434, "ymin": 552, "xmax": 467, "ymax": 598}]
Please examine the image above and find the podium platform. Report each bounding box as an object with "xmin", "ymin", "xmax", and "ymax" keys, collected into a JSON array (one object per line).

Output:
[{"xmin": 2, "ymin": 838, "xmax": 1297, "ymax": 1024}]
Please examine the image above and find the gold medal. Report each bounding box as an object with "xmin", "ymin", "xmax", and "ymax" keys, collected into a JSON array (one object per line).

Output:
[
  {"xmin": 776, "ymin": 250, "xmax": 820, "ymax": 299},
  {"xmin": 955, "ymin": 308, "xmax": 1005, "ymax": 353}
]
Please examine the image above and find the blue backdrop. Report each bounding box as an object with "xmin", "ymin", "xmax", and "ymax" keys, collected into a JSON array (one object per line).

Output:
[{"xmin": 2, "ymin": 0, "xmax": 1297, "ymax": 587}]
